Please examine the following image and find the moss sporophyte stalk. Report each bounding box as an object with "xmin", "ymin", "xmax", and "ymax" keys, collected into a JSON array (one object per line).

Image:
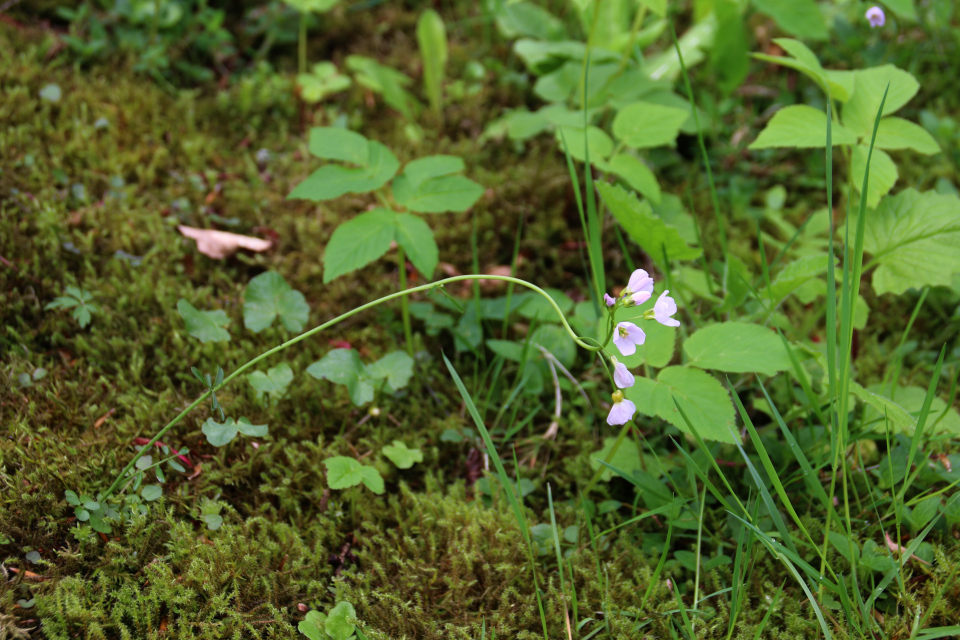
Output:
[{"xmin": 92, "ymin": 269, "xmax": 680, "ymax": 505}]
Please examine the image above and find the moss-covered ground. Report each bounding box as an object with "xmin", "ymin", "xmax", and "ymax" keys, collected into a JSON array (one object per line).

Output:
[{"xmin": 3, "ymin": 4, "xmax": 960, "ymax": 639}]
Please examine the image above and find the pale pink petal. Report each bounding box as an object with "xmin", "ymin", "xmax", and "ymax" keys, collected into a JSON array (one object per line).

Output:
[
  {"xmin": 613, "ymin": 322, "xmax": 645, "ymax": 356},
  {"xmin": 654, "ymin": 291, "xmax": 680, "ymax": 327},
  {"xmin": 866, "ymin": 6, "xmax": 885, "ymax": 27},
  {"xmin": 607, "ymin": 398, "xmax": 636, "ymax": 425},
  {"xmin": 613, "ymin": 362, "xmax": 635, "ymax": 389}
]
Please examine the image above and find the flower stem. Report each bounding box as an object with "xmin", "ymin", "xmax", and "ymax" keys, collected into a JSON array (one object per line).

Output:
[{"xmin": 100, "ymin": 275, "xmax": 601, "ymax": 501}]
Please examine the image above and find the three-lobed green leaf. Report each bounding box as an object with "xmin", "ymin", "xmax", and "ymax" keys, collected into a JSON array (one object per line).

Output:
[
  {"xmin": 324, "ymin": 456, "xmax": 384, "ymax": 494},
  {"xmin": 683, "ymin": 322, "xmax": 793, "ymax": 376},
  {"xmin": 177, "ymin": 299, "xmax": 230, "ymax": 343},
  {"xmin": 244, "ymin": 271, "xmax": 310, "ymax": 333},
  {"xmin": 382, "ymin": 440, "xmax": 423, "ymax": 469},
  {"xmin": 202, "ymin": 417, "xmax": 268, "ymax": 447}
]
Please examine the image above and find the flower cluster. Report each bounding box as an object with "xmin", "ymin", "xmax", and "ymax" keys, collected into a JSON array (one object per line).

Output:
[{"xmin": 602, "ymin": 269, "xmax": 679, "ymax": 426}]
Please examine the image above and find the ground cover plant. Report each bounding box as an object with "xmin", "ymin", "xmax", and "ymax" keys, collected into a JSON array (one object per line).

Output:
[{"xmin": 2, "ymin": 1, "xmax": 960, "ymax": 639}]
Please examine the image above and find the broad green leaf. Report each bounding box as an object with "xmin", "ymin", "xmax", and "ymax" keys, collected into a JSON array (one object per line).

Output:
[
  {"xmin": 763, "ymin": 254, "xmax": 834, "ymax": 305},
  {"xmin": 140, "ymin": 485, "xmax": 163, "ymax": 502},
  {"xmin": 307, "ymin": 348, "xmax": 375, "ymax": 406},
  {"xmin": 323, "ymin": 209, "xmax": 396, "ymax": 283},
  {"xmin": 752, "ymin": 39, "xmax": 852, "ymax": 101},
  {"xmin": 711, "ymin": 0, "xmax": 749, "ymax": 94},
  {"xmin": 202, "ymin": 418, "xmax": 239, "ymax": 446},
  {"xmin": 393, "ymin": 213, "xmax": 438, "ymax": 278},
  {"xmin": 612, "ymin": 102, "xmax": 689, "ymax": 149},
  {"xmin": 495, "ymin": 1, "xmax": 567, "ymax": 40},
  {"xmin": 589, "ymin": 437, "xmax": 664, "ymax": 482},
  {"xmin": 382, "ymin": 440, "xmax": 423, "ymax": 469},
  {"xmin": 298, "ymin": 611, "xmax": 327, "ymax": 640},
  {"xmin": 243, "ymin": 271, "xmax": 309, "ymax": 332},
  {"xmin": 417, "ymin": 9, "xmax": 448, "ymax": 114},
  {"xmin": 750, "ymin": 105, "xmax": 858, "ymax": 149},
  {"xmin": 393, "ymin": 174, "xmax": 483, "ymax": 213},
  {"xmin": 324, "ymin": 456, "xmax": 385, "ymax": 494},
  {"xmin": 597, "ymin": 182, "xmax": 701, "ymax": 265},
  {"xmin": 325, "ymin": 601, "xmax": 357, "ymax": 640},
  {"xmin": 850, "ymin": 382, "xmax": 917, "ymax": 435},
  {"xmin": 874, "ymin": 117, "xmax": 940, "ymax": 154},
  {"xmin": 851, "ymin": 145, "xmax": 898, "ymax": 208},
  {"xmin": 842, "ymin": 65, "xmax": 920, "ymax": 136},
  {"xmin": 248, "ymin": 363, "xmax": 294, "ymax": 400},
  {"xmin": 881, "ymin": 0, "xmax": 917, "ymax": 20},
  {"xmin": 556, "ymin": 126, "xmax": 614, "ymax": 162},
  {"xmin": 862, "ymin": 384, "xmax": 960, "ymax": 435},
  {"xmin": 177, "ymin": 299, "xmax": 230, "ymax": 343},
  {"xmin": 516, "ymin": 287, "xmax": 574, "ymax": 321},
  {"xmin": 399, "ymin": 155, "xmax": 465, "ymax": 187},
  {"xmin": 236, "ymin": 417, "xmax": 268, "ymax": 437},
  {"xmin": 683, "ymin": 322, "xmax": 792, "ymax": 375},
  {"xmin": 530, "ymin": 324, "xmax": 576, "ymax": 369},
  {"xmin": 651, "ymin": 194, "xmax": 697, "ymax": 245},
  {"xmin": 288, "ymin": 141, "xmax": 399, "ymax": 202},
  {"xmin": 485, "ymin": 339, "xmax": 525, "ymax": 362},
  {"xmin": 751, "ymin": 0, "xmax": 828, "ymax": 41},
  {"xmin": 308, "ymin": 126, "xmax": 369, "ymax": 164},
  {"xmin": 861, "ymin": 189, "xmax": 960, "ymax": 295},
  {"xmin": 283, "ymin": 0, "xmax": 340, "ymax": 12},
  {"xmin": 626, "ymin": 366, "xmax": 737, "ymax": 444},
  {"xmin": 600, "ymin": 153, "xmax": 662, "ymax": 204},
  {"xmin": 366, "ymin": 351, "xmax": 415, "ymax": 391}
]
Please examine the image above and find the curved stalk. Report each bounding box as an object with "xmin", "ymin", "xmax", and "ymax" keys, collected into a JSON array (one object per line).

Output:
[{"xmin": 101, "ymin": 275, "xmax": 602, "ymax": 500}]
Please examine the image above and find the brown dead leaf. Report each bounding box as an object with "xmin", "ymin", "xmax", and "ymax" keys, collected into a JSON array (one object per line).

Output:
[
  {"xmin": 177, "ymin": 225, "xmax": 272, "ymax": 259},
  {"xmin": 884, "ymin": 531, "xmax": 932, "ymax": 565}
]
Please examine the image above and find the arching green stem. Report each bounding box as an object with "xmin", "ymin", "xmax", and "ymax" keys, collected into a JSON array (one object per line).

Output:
[{"xmin": 101, "ymin": 275, "xmax": 603, "ymax": 500}]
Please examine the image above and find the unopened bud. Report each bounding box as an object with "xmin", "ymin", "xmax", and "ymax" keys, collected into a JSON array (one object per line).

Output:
[{"xmin": 369, "ymin": 406, "xmax": 381, "ymax": 417}]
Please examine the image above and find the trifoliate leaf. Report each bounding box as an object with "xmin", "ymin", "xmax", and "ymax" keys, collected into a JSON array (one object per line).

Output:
[
  {"xmin": 555, "ymin": 125, "xmax": 614, "ymax": 162},
  {"xmin": 597, "ymin": 182, "xmax": 701, "ymax": 266},
  {"xmin": 599, "ymin": 153, "xmax": 661, "ymax": 204},
  {"xmin": 626, "ymin": 366, "xmax": 737, "ymax": 443},
  {"xmin": 177, "ymin": 299, "xmax": 231, "ymax": 343},
  {"xmin": 874, "ymin": 117, "xmax": 941, "ymax": 154},
  {"xmin": 203, "ymin": 513, "xmax": 223, "ymax": 530},
  {"xmin": 322, "ymin": 209, "xmax": 396, "ymax": 283},
  {"xmin": 393, "ymin": 213, "xmax": 438, "ymax": 278},
  {"xmin": 612, "ymin": 101, "xmax": 689, "ymax": 149},
  {"xmin": 366, "ymin": 351, "xmax": 414, "ymax": 391},
  {"xmin": 288, "ymin": 141, "xmax": 399, "ymax": 202},
  {"xmin": 382, "ymin": 440, "xmax": 423, "ymax": 469},
  {"xmin": 842, "ymin": 65, "xmax": 920, "ymax": 137},
  {"xmin": 749, "ymin": 105, "xmax": 858, "ymax": 149},
  {"xmin": 324, "ymin": 456, "xmax": 385, "ymax": 493},
  {"xmin": 393, "ymin": 174, "xmax": 483, "ymax": 213},
  {"xmin": 307, "ymin": 348, "xmax": 375, "ymax": 406},
  {"xmin": 325, "ymin": 601, "xmax": 357, "ymax": 640},
  {"xmin": 861, "ymin": 188, "xmax": 960, "ymax": 295},
  {"xmin": 683, "ymin": 322, "xmax": 793, "ymax": 376},
  {"xmin": 248, "ymin": 363, "xmax": 294, "ymax": 401},
  {"xmin": 308, "ymin": 126, "xmax": 369, "ymax": 164},
  {"xmin": 244, "ymin": 271, "xmax": 310, "ymax": 333}
]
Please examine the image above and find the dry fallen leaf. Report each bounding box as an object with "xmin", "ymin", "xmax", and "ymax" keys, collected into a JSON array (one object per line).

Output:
[
  {"xmin": 177, "ymin": 225, "xmax": 272, "ymax": 259},
  {"xmin": 884, "ymin": 531, "xmax": 932, "ymax": 565}
]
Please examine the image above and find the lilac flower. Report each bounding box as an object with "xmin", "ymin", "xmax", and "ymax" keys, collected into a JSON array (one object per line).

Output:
[
  {"xmin": 611, "ymin": 356, "xmax": 635, "ymax": 389},
  {"xmin": 653, "ymin": 291, "xmax": 680, "ymax": 327},
  {"xmin": 603, "ymin": 293, "xmax": 616, "ymax": 307},
  {"xmin": 607, "ymin": 390, "xmax": 636, "ymax": 425},
  {"xmin": 624, "ymin": 269, "xmax": 654, "ymax": 306},
  {"xmin": 613, "ymin": 321, "xmax": 646, "ymax": 356},
  {"xmin": 866, "ymin": 6, "xmax": 885, "ymax": 27}
]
